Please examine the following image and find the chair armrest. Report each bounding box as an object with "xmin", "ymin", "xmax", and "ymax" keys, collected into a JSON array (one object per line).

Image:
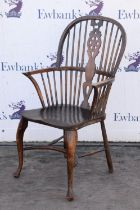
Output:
[
  {"xmin": 92, "ymin": 78, "xmax": 115, "ymax": 89},
  {"xmin": 22, "ymin": 66, "xmax": 85, "ymax": 108},
  {"xmin": 23, "ymin": 66, "xmax": 85, "ymax": 76},
  {"xmin": 90, "ymin": 78, "xmax": 115, "ymax": 114}
]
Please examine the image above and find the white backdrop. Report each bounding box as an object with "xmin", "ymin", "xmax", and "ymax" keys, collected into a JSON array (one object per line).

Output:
[{"xmin": 0, "ymin": 0, "xmax": 140, "ymax": 141}]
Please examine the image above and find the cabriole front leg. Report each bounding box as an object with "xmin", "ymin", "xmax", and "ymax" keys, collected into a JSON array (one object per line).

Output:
[
  {"xmin": 14, "ymin": 117, "xmax": 28, "ymax": 178},
  {"xmin": 65, "ymin": 130, "xmax": 77, "ymax": 201}
]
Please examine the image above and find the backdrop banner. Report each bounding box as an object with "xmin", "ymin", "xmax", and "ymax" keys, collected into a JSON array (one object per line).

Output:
[{"xmin": 0, "ymin": 0, "xmax": 140, "ymax": 141}]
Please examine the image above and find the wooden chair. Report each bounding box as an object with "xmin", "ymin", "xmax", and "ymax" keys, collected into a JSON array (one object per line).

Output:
[{"xmin": 14, "ymin": 16, "xmax": 126, "ymax": 201}]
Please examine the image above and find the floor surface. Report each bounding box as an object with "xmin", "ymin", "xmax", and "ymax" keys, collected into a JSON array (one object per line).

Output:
[{"xmin": 0, "ymin": 143, "xmax": 140, "ymax": 210}]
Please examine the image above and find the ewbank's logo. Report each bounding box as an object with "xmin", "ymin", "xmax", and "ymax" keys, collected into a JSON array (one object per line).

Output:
[
  {"xmin": 0, "ymin": 100, "xmax": 25, "ymax": 120},
  {"xmin": 9, "ymin": 100, "xmax": 25, "ymax": 119},
  {"xmin": 124, "ymin": 51, "xmax": 140, "ymax": 72},
  {"xmin": 114, "ymin": 113, "xmax": 140, "ymax": 122},
  {"xmin": 38, "ymin": 0, "xmax": 104, "ymax": 20},
  {"xmin": 85, "ymin": 0, "xmax": 104, "ymax": 16},
  {"xmin": 5, "ymin": 0, "xmax": 23, "ymax": 18},
  {"xmin": 118, "ymin": 9, "xmax": 140, "ymax": 20},
  {"xmin": 46, "ymin": 53, "xmax": 64, "ymax": 67}
]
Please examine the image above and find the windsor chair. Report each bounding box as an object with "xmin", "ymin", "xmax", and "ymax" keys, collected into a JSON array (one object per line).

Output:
[{"xmin": 14, "ymin": 16, "xmax": 126, "ymax": 201}]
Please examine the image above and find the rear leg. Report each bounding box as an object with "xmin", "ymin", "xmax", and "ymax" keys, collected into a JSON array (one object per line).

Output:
[{"xmin": 100, "ymin": 120, "xmax": 113, "ymax": 173}]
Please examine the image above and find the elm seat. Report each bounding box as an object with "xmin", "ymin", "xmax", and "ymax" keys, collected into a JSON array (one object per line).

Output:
[
  {"xmin": 14, "ymin": 16, "xmax": 126, "ymax": 201},
  {"xmin": 22, "ymin": 105, "xmax": 104, "ymax": 129}
]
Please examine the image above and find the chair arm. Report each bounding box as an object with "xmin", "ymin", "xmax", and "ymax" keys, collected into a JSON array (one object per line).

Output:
[
  {"xmin": 90, "ymin": 78, "xmax": 115, "ymax": 113},
  {"xmin": 23, "ymin": 66, "xmax": 85, "ymax": 76},
  {"xmin": 92, "ymin": 78, "xmax": 115, "ymax": 89},
  {"xmin": 22, "ymin": 66, "xmax": 85, "ymax": 108}
]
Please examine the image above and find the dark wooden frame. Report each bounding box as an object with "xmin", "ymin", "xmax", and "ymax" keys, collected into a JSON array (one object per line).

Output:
[{"xmin": 14, "ymin": 16, "xmax": 126, "ymax": 201}]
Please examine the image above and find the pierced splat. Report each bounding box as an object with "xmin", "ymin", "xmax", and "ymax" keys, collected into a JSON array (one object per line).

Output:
[{"xmin": 81, "ymin": 20, "xmax": 103, "ymax": 109}]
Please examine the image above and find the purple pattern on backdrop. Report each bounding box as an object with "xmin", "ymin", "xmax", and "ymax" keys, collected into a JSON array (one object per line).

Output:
[
  {"xmin": 125, "ymin": 51, "xmax": 140, "ymax": 72},
  {"xmin": 9, "ymin": 100, "xmax": 25, "ymax": 119},
  {"xmin": 5, "ymin": 0, "xmax": 22, "ymax": 18},
  {"xmin": 85, "ymin": 0, "xmax": 104, "ymax": 16},
  {"xmin": 47, "ymin": 53, "xmax": 64, "ymax": 67}
]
